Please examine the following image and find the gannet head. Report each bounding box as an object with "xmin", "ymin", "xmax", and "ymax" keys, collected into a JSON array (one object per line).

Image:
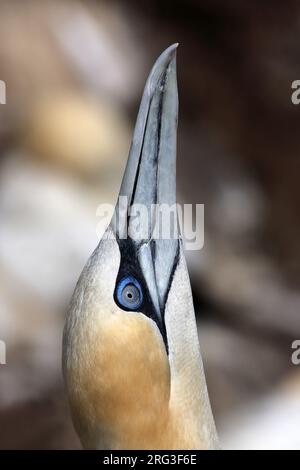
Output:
[{"xmin": 63, "ymin": 44, "xmax": 218, "ymax": 450}]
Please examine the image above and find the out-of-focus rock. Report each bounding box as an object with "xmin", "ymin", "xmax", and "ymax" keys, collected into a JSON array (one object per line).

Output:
[
  {"xmin": 24, "ymin": 93, "xmax": 130, "ymax": 178},
  {"xmin": 0, "ymin": 385, "xmax": 80, "ymax": 449},
  {"xmin": 0, "ymin": 266, "xmax": 62, "ymax": 407},
  {"xmin": 0, "ymin": 0, "xmax": 142, "ymax": 142},
  {"xmin": 198, "ymin": 322, "xmax": 289, "ymax": 417},
  {"xmin": 0, "ymin": 151, "xmax": 123, "ymax": 310},
  {"xmin": 219, "ymin": 372, "xmax": 300, "ymax": 450}
]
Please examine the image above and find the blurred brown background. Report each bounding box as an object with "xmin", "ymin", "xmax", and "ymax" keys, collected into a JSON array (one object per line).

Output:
[{"xmin": 0, "ymin": 0, "xmax": 300, "ymax": 449}]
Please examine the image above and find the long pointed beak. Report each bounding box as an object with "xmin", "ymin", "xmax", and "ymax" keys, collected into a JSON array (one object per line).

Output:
[{"xmin": 112, "ymin": 44, "xmax": 180, "ymax": 331}]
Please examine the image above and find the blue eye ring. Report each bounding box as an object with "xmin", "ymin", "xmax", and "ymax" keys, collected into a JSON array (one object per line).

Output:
[{"xmin": 116, "ymin": 276, "xmax": 143, "ymax": 310}]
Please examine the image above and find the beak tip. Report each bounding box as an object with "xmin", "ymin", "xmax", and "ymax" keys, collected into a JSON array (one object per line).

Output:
[
  {"xmin": 161, "ymin": 42, "xmax": 179, "ymax": 62},
  {"xmin": 168, "ymin": 43, "xmax": 179, "ymax": 63},
  {"xmin": 147, "ymin": 43, "xmax": 178, "ymax": 97}
]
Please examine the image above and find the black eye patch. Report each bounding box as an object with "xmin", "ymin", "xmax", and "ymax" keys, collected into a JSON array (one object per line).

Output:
[{"xmin": 113, "ymin": 237, "xmax": 168, "ymax": 352}]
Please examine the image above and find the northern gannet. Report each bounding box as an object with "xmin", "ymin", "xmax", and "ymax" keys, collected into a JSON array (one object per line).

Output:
[{"xmin": 63, "ymin": 44, "xmax": 218, "ymax": 450}]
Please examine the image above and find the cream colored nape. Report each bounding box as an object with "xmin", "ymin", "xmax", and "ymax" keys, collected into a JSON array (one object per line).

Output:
[{"xmin": 166, "ymin": 247, "xmax": 219, "ymax": 449}]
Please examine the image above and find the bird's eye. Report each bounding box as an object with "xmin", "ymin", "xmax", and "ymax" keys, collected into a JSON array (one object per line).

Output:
[{"xmin": 116, "ymin": 277, "xmax": 143, "ymax": 310}]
